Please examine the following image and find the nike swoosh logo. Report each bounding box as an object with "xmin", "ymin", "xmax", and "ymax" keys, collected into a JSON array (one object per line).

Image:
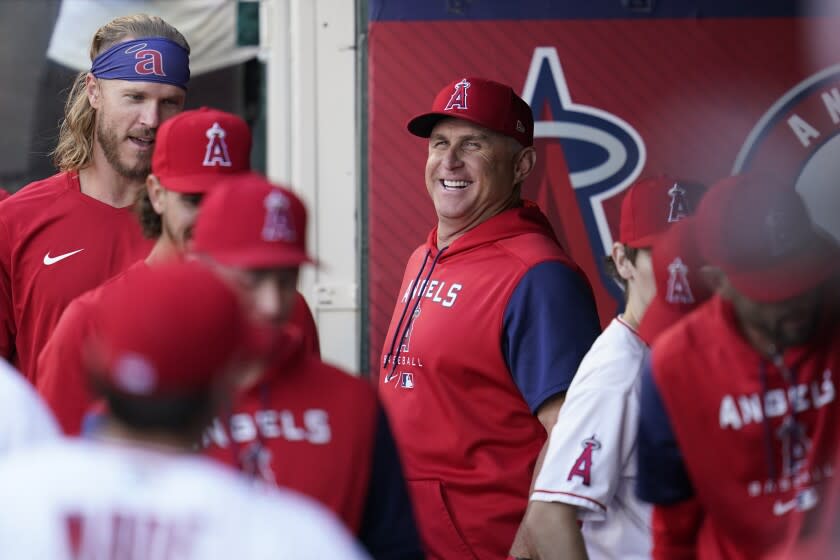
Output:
[
  {"xmin": 773, "ymin": 499, "xmax": 797, "ymax": 516},
  {"xmin": 43, "ymin": 249, "xmax": 84, "ymax": 265}
]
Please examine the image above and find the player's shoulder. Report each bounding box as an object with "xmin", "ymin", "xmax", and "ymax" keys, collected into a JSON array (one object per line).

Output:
[
  {"xmin": 572, "ymin": 318, "xmax": 648, "ymax": 390},
  {"xmin": 307, "ymin": 357, "xmax": 378, "ymax": 401},
  {"xmin": 0, "ymin": 173, "xmax": 76, "ymax": 231},
  {"xmin": 2, "ymin": 173, "xmax": 73, "ymax": 208},
  {"xmin": 496, "ymin": 229, "xmax": 570, "ymax": 270},
  {"xmin": 242, "ymin": 484, "xmax": 365, "ymax": 557},
  {"xmin": 652, "ymin": 297, "xmax": 719, "ymax": 366},
  {"xmin": 0, "ymin": 438, "xmax": 81, "ymax": 482}
]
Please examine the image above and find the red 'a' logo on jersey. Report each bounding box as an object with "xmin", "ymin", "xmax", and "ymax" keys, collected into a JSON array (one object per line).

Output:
[
  {"xmin": 133, "ymin": 49, "xmax": 165, "ymax": 76},
  {"xmin": 444, "ymin": 79, "xmax": 471, "ymax": 111},
  {"xmin": 567, "ymin": 435, "xmax": 601, "ymax": 487}
]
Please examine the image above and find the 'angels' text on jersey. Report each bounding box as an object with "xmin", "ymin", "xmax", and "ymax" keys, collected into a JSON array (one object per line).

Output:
[
  {"xmin": 401, "ymin": 278, "xmax": 462, "ymax": 308},
  {"xmin": 205, "ymin": 409, "xmax": 331, "ymax": 447},
  {"xmin": 719, "ymin": 370, "xmax": 835, "ymax": 430}
]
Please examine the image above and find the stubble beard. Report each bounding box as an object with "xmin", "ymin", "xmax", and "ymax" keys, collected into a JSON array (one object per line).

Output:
[{"xmin": 96, "ymin": 116, "xmax": 151, "ymax": 182}]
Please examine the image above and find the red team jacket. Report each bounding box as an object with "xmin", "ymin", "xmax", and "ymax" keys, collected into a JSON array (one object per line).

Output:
[
  {"xmin": 204, "ymin": 330, "xmax": 422, "ymax": 559},
  {"xmin": 379, "ymin": 204, "xmax": 599, "ymax": 560},
  {"xmin": 637, "ymin": 293, "xmax": 840, "ymax": 559},
  {"xmin": 36, "ymin": 258, "xmax": 320, "ymax": 435},
  {"xmin": 0, "ymin": 172, "xmax": 151, "ymax": 378}
]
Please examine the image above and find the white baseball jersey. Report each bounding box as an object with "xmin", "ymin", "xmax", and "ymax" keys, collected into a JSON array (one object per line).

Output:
[
  {"xmin": 0, "ymin": 438, "xmax": 369, "ymax": 560},
  {"xmin": 532, "ymin": 317, "xmax": 652, "ymax": 559},
  {"xmin": 0, "ymin": 358, "xmax": 59, "ymax": 451}
]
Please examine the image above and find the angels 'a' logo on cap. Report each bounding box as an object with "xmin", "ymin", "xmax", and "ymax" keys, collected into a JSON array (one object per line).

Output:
[
  {"xmin": 203, "ymin": 122, "xmax": 233, "ymax": 167},
  {"xmin": 261, "ymin": 191, "xmax": 296, "ymax": 242},
  {"xmin": 666, "ymin": 257, "xmax": 695, "ymax": 304},
  {"xmin": 444, "ymin": 79, "xmax": 471, "ymax": 111},
  {"xmin": 668, "ymin": 183, "xmax": 691, "ymax": 223}
]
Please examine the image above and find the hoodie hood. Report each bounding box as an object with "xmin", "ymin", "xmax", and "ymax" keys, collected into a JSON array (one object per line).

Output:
[{"xmin": 425, "ymin": 201, "xmax": 561, "ymax": 259}]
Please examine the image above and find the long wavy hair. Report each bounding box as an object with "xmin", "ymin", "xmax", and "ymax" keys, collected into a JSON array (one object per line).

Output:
[{"xmin": 52, "ymin": 14, "xmax": 190, "ymax": 172}]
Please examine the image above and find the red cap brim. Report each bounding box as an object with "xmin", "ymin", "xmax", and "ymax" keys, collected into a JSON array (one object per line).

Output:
[
  {"xmin": 157, "ymin": 170, "xmax": 251, "ymax": 194},
  {"xmin": 724, "ymin": 242, "xmax": 839, "ymax": 303}
]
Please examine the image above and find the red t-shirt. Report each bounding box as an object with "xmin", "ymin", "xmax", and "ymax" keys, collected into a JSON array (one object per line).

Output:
[{"xmin": 0, "ymin": 172, "xmax": 151, "ymax": 379}]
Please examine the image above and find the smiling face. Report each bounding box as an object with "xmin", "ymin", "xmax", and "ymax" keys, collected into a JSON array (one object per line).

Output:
[
  {"xmin": 88, "ymin": 76, "xmax": 185, "ymax": 181},
  {"xmin": 424, "ymin": 118, "xmax": 536, "ymax": 246}
]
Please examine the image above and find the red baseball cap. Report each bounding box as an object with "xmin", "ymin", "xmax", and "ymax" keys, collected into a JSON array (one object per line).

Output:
[
  {"xmin": 695, "ymin": 174, "xmax": 840, "ymax": 303},
  {"xmin": 88, "ymin": 261, "xmax": 252, "ymax": 398},
  {"xmin": 152, "ymin": 107, "xmax": 252, "ymax": 193},
  {"xmin": 638, "ymin": 218, "xmax": 712, "ymax": 345},
  {"xmin": 407, "ymin": 77, "xmax": 534, "ymax": 147},
  {"xmin": 191, "ymin": 172, "xmax": 314, "ymax": 268},
  {"xmin": 619, "ymin": 176, "xmax": 706, "ymax": 248}
]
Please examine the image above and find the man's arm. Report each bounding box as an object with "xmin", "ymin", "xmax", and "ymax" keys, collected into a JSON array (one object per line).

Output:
[
  {"xmin": 508, "ymin": 393, "xmax": 565, "ymax": 557},
  {"xmin": 525, "ymin": 501, "xmax": 587, "ymax": 560},
  {"xmin": 636, "ymin": 354, "xmax": 700, "ymax": 558},
  {"xmin": 35, "ymin": 298, "xmax": 97, "ymax": 435},
  {"xmin": 502, "ymin": 262, "xmax": 601, "ymax": 558}
]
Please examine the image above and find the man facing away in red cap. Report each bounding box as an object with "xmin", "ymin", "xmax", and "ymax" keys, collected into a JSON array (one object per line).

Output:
[
  {"xmin": 636, "ymin": 173, "xmax": 840, "ymax": 559},
  {"xmin": 36, "ymin": 107, "xmax": 319, "ymax": 435},
  {"xmin": 525, "ymin": 176, "xmax": 705, "ymax": 560},
  {"xmin": 0, "ymin": 262, "xmax": 367, "ymax": 559},
  {"xmin": 191, "ymin": 173, "xmax": 423, "ymax": 560},
  {"xmin": 377, "ymin": 76, "xmax": 602, "ymax": 560}
]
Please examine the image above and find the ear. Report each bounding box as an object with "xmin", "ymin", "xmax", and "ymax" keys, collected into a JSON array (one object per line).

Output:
[
  {"xmin": 85, "ymin": 73, "xmax": 102, "ymax": 109},
  {"xmin": 513, "ymin": 146, "xmax": 537, "ymax": 185},
  {"xmin": 146, "ymin": 174, "xmax": 166, "ymax": 215},
  {"xmin": 611, "ymin": 242, "xmax": 635, "ymax": 281}
]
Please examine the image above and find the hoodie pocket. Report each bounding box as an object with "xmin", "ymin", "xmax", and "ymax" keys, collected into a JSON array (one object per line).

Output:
[{"xmin": 409, "ymin": 479, "xmax": 479, "ymax": 560}]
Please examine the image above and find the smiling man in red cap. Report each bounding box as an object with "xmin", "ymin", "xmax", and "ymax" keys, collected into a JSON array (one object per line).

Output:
[
  {"xmin": 36, "ymin": 107, "xmax": 321, "ymax": 435},
  {"xmin": 377, "ymin": 77, "xmax": 602, "ymax": 560},
  {"xmin": 0, "ymin": 261, "xmax": 366, "ymax": 559},
  {"xmin": 524, "ymin": 176, "xmax": 704, "ymax": 560},
  {"xmin": 192, "ymin": 173, "xmax": 423, "ymax": 560},
  {"xmin": 636, "ymin": 173, "xmax": 840, "ymax": 559}
]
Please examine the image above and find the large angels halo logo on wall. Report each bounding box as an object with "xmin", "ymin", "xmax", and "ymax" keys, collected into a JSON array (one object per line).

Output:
[
  {"xmin": 733, "ymin": 64, "xmax": 840, "ymax": 245},
  {"xmin": 521, "ymin": 47, "xmax": 646, "ymax": 304}
]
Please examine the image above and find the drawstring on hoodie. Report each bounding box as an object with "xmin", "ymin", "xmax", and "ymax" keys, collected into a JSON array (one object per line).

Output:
[
  {"xmin": 758, "ymin": 352, "xmax": 803, "ymax": 482},
  {"xmin": 383, "ymin": 247, "xmax": 447, "ymax": 383}
]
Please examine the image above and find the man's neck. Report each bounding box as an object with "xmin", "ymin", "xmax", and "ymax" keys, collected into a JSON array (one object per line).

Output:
[
  {"xmin": 78, "ymin": 159, "xmax": 144, "ymax": 208},
  {"xmin": 145, "ymin": 236, "xmax": 182, "ymax": 266},
  {"xmin": 436, "ymin": 197, "xmax": 521, "ymax": 248},
  {"xmin": 97, "ymin": 418, "xmax": 198, "ymax": 453}
]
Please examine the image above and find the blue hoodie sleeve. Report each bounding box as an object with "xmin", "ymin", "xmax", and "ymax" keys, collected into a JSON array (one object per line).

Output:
[
  {"xmin": 503, "ymin": 261, "xmax": 601, "ymax": 413},
  {"xmin": 636, "ymin": 355, "xmax": 695, "ymax": 504},
  {"xmin": 357, "ymin": 405, "xmax": 424, "ymax": 559}
]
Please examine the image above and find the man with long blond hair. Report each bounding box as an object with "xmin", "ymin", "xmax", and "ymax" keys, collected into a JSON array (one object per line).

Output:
[{"xmin": 0, "ymin": 14, "xmax": 190, "ymax": 380}]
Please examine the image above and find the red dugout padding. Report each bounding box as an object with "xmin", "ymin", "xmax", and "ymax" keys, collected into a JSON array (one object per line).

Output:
[{"xmin": 367, "ymin": 9, "xmax": 840, "ymax": 374}]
